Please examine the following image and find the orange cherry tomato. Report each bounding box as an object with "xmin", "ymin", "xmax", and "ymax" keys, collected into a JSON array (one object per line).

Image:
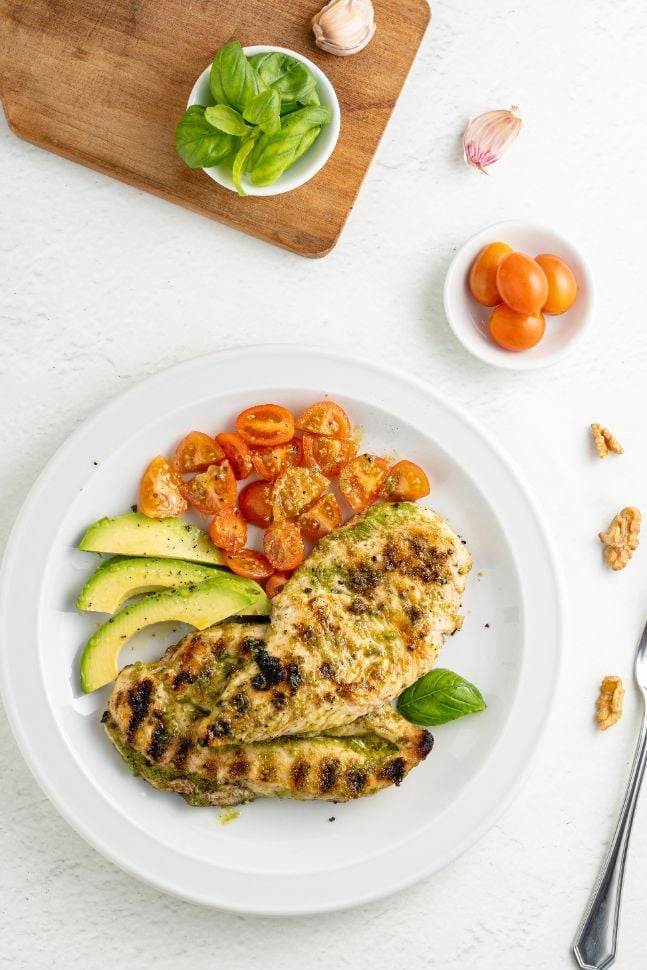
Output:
[
  {"xmin": 535, "ymin": 254, "xmax": 578, "ymax": 315},
  {"xmin": 224, "ymin": 549, "xmax": 274, "ymax": 581},
  {"xmin": 175, "ymin": 431, "xmax": 224, "ymax": 474},
  {"xmin": 263, "ymin": 522, "xmax": 305, "ymax": 571},
  {"xmin": 208, "ymin": 506, "xmax": 247, "ymax": 553},
  {"xmin": 489, "ymin": 305, "xmax": 546, "ymax": 351},
  {"xmin": 266, "ymin": 572, "xmax": 291, "ymax": 598},
  {"xmin": 468, "ymin": 242, "xmax": 512, "ymax": 306},
  {"xmin": 496, "ymin": 252, "xmax": 549, "ymax": 316},
  {"xmin": 339, "ymin": 454, "xmax": 390, "ymax": 512},
  {"xmin": 381, "ymin": 460, "xmax": 430, "ymax": 502},
  {"xmin": 271, "ymin": 467, "xmax": 329, "ymax": 520},
  {"xmin": 238, "ymin": 480, "xmax": 273, "ymax": 528},
  {"xmin": 295, "ymin": 401, "xmax": 352, "ymax": 440},
  {"xmin": 235, "ymin": 404, "xmax": 295, "ymax": 446},
  {"xmin": 215, "ymin": 432, "xmax": 253, "ymax": 480},
  {"xmin": 139, "ymin": 455, "xmax": 188, "ymax": 519},
  {"xmin": 298, "ymin": 493, "xmax": 342, "ymax": 541},
  {"xmin": 180, "ymin": 460, "xmax": 237, "ymax": 514},
  {"xmin": 302, "ymin": 434, "xmax": 357, "ymax": 477},
  {"xmin": 250, "ymin": 439, "xmax": 303, "ymax": 481}
]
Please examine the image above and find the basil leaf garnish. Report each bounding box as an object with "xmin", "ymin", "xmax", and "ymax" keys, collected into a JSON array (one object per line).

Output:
[
  {"xmin": 249, "ymin": 52, "xmax": 317, "ymax": 104},
  {"xmin": 204, "ymin": 105, "xmax": 251, "ymax": 136},
  {"xmin": 397, "ymin": 669, "xmax": 486, "ymax": 726},
  {"xmin": 232, "ymin": 134, "xmax": 259, "ymax": 196},
  {"xmin": 243, "ymin": 88, "xmax": 281, "ymax": 135},
  {"xmin": 249, "ymin": 106, "xmax": 332, "ymax": 187},
  {"xmin": 210, "ymin": 41, "xmax": 266, "ymax": 112},
  {"xmin": 175, "ymin": 106, "xmax": 239, "ymax": 168}
]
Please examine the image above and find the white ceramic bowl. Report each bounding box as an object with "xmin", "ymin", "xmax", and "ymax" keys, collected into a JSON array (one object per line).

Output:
[
  {"xmin": 443, "ymin": 221, "xmax": 595, "ymax": 370},
  {"xmin": 186, "ymin": 45, "xmax": 340, "ymax": 197}
]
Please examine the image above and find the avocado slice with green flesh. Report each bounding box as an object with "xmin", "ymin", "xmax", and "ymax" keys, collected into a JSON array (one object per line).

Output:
[
  {"xmin": 80, "ymin": 575, "xmax": 271, "ymax": 693},
  {"xmin": 78, "ymin": 513, "xmax": 225, "ymax": 565},
  {"xmin": 77, "ymin": 557, "xmax": 223, "ymax": 613}
]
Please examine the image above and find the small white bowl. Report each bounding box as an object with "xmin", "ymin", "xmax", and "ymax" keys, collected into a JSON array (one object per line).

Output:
[
  {"xmin": 443, "ymin": 221, "xmax": 595, "ymax": 370},
  {"xmin": 187, "ymin": 45, "xmax": 341, "ymax": 197}
]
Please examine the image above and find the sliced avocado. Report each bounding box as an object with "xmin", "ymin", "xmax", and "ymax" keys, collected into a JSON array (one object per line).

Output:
[
  {"xmin": 78, "ymin": 513, "xmax": 225, "ymax": 566},
  {"xmin": 77, "ymin": 557, "xmax": 222, "ymax": 613},
  {"xmin": 80, "ymin": 575, "xmax": 270, "ymax": 693}
]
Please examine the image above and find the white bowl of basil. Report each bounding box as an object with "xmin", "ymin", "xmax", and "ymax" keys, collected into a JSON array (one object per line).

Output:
[{"xmin": 178, "ymin": 42, "xmax": 341, "ymax": 197}]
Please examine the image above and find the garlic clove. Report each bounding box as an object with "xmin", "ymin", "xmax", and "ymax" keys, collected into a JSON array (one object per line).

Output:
[
  {"xmin": 463, "ymin": 107, "xmax": 522, "ymax": 173},
  {"xmin": 312, "ymin": 0, "xmax": 376, "ymax": 57}
]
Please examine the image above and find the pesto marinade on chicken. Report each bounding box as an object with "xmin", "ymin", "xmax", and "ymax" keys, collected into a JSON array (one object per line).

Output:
[{"xmin": 104, "ymin": 502, "xmax": 471, "ymax": 805}]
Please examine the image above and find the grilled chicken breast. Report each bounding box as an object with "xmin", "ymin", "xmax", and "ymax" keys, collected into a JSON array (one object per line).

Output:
[
  {"xmin": 104, "ymin": 502, "xmax": 470, "ymax": 806},
  {"xmin": 198, "ymin": 502, "xmax": 471, "ymax": 744}
]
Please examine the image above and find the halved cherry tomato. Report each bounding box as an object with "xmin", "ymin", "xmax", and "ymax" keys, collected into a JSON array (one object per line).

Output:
[
  {"xmin": 251, "ymin": 439, "xmax": 303, "ymax": 481},
  {"xmin": 496, "ymin": 252, "xmax": 549, "ymax": 316},
  {"xmin": 209, "ymin": 506, "xmax": 247, "ymax": 553},
  {"xmin": 263, "ymin": 522, "xmax": 305, "ymax": 571},
  {"xmin": 489, "ymin": 305, "xmax": 546, "ymax": 351},
  {"xmin": 295, "ymin": 401, "xmax": 352, "ymax": 440},
  {"xmin": 180, "ymin": 460, "xmax": 237, "ymax": 514},
  {"xmin": 381, "ymin": 460, "xmax": 430, "ymax": 502},
  {"xmin": 139, "ymin": 455, "xmax": 188, "ymax": 519},
  {"xmin": 302, "ymin": 434, "xmax": 357, "ymax": 477},
  {"xmin": 271, "ymin": 466, "xmax": 328, "ymax": 520},
  {"xmin": 215, "ymin": 432, "xmax": 253, "ymax": 480},
  {"xmin": 266, "ymin": 572, "xmax": 291, "ymax": 598},
  {"xmin": 535, "ymin": 254, "xmax": 578, "ymax": 315},
  {"xmin": 238, "ymin": 480, "xmax": 273, "ymax": 528},
  {"xmin": 298, "ymin": 492, "xmax": 342, "ymax": 540},
  {"xmin": 235, "ymin": 404, "xmax": 295, "ymax": 446},
  {"xmin": 339, "ymin": 454, "xmax": 390, "ymax": 511},
  {"xmin": 468, "ymin": 242, "xmax": 513, "ymax": 306},
  {"xmin": 175, "ymin": 431, "xmax": 224, "ymax": 474},
  {"xmin": 224, "ymin": 549, "xmax": 274, "ymax": 580}
]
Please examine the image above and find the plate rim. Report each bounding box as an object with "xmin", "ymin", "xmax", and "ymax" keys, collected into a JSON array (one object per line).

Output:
[{"xmin": 0, "ymin": 344, "xmax": 565, "ymax": 914}]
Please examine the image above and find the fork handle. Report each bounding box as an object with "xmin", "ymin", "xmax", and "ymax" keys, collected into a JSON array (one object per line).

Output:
[{"xmin": 573, "ymin": 713, "xmax": 647, "ymax": 970}]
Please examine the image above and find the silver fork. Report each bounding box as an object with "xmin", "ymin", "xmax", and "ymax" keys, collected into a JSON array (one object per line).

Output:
[{"xmin": 573, "ymin": 619, "xmax": 647, "ymax": 969}]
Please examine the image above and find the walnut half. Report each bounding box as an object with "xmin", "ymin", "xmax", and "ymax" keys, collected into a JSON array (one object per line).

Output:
[
  {"xmin": 599, "ymin": 507, "xmax": 641, "ymax": 570},
  {"xmin": 596, "ymin": 675, "xmax": 624, "ymax": 730},
  {"xmin": 591, "ymin": 423, "xmax": 623, "ymax": 458}
]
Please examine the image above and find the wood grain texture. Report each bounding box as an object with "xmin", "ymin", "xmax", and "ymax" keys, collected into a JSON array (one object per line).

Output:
[{"xmin": 0, "ymin": 0, "xmax": 430, "ymax": 257}]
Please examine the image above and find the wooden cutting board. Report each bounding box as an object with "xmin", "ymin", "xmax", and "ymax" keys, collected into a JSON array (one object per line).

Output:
[{"xmin": 0, "ymin": 0, "xmax": 430, "ymax": 257}]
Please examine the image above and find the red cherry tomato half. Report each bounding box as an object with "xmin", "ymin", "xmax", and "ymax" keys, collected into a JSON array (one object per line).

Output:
[
  {"xmin": 209, "ymin": 506, "xmax": 247, "ymax": 553},
  {"xmin": 235, "ymin": 404, "xmax": 295, "ymax": 446},
  {"xmin": 238, "ymin": 480, "xmax": 273, "ymax": 528},
  {"xmin": 180, "ymin": 460, "xmax": 237, "ymax": 514},
  {"xmin": 339, "ymin": 454, "xmax": 390, "ymax": 512},
  {"xmin": 224, "ymin": 549, "xmax": 274, "ymax": 580},
  {"xmin": 298, "ymin": 492, "xmax": 343, "ymax": 541},
  {"xmin": 139, "ymin": 455, "xmax": 188, "ymax": 519},
  {"xmin": 265, "ymin": 572, "xmax": 291, "ymax": 598},
  {"xmin": 381, "ymin": 460, "xmax": 430, "ymax": 502},
  {"xmin": 295, "ymin": 401, "xmax": 352, "ymax": 440},
  {"xmin": 271, "ymin": 466, "xmax": 329, "ymax": 521},
  {"xmin": 263, "ymin": 522, "xmax": 305, "ymax": 572},
  {"xmin": 215, "ymin": 432, "xmax": 253, "ymax": 480},
  {"xmin": 175, "ymin": 432, "xmax": 224, "ymax": 474},
  {"xmin": 302, "ymin": 434, "xmax": 357, "ymax": 477},
  {"xmin": 250, "ymin": 439, "xmax": 303, "ymax": 481}
]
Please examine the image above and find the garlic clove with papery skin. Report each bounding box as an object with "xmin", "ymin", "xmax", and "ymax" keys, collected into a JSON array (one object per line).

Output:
[
  {"xmin": 463, "ymin": 107, "xmax": 522, "ymax": 173},
  {"xmin": 312, "ymin": 0, "xmax": 376, "ymax": 57}
]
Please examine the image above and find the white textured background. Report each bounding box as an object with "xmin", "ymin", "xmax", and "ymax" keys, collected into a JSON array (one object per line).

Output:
[{"xmin": 2, "ymin": 0, "xmax": 647, "ymax": 966}]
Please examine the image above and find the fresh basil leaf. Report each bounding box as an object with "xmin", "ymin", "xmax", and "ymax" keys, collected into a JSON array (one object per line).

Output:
[
  {"xmin": 249, "ymin": 105, "xmax": 332, "ymax": 186},
  {"xmin": 300, "ymin": 87, "xmax": 321, "ymax": 107},
  {"xmin": 210, "ymin": 41, "xmax": 266, "ymax": 112},
  {"xmin": 232, "ymin": 134, "xmax": 259, "ymax": 196},
  {"xmin": 204, "ymin": 104, "xmax": 251, "ymax": 136},
  {"xmin": 243, "ymin": 88, "xmax": 281, "ymax": 135},
  {"xmin": 175, "ymin": 105, "xmax": 239, "ymax": 168},
  {"xmin": 281, "ymin": 88, "xmax": 320, "ymax": 115},
  {"xmin": 249, "ymin": 52, "xmax": 317, "ymax": 104},
  {"xmin": 396, "ymin": 669, "xmax": 486, "ymax": 726}
]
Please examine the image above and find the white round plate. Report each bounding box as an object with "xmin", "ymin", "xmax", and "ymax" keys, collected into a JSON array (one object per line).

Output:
[{"xmin": 0, "ymin": 346, "xmax": 563, "ymax": 915}]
